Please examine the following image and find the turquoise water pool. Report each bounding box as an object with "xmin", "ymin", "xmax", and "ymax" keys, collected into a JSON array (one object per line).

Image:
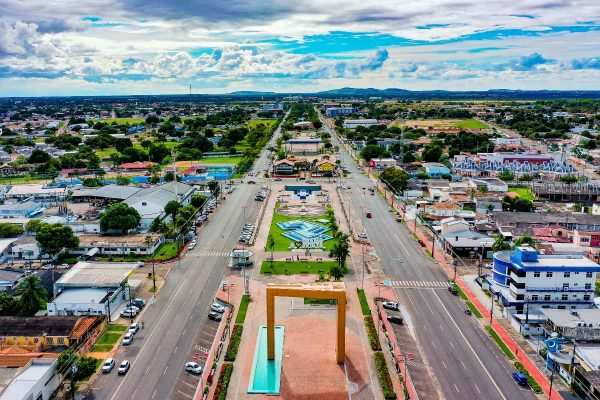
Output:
[{"xmin": 248, "ymin": 325, "xmax": 285, "ymax": 394}]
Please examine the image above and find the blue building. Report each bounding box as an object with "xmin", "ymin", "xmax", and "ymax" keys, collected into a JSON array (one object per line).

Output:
[
  {"xmin": 0, "ymin": 200, "xmax": 44, "ymax": 218},
  {"xmin": 325, "ymin": 107, "xmax": 355, "ymax": 117},
  {"xmin": 489, "ymin": 247, "xmax": 600, "ymax": 314},
  {"xmin": 423, "ymin": 162, "xmax": 451, "ymax": 177}
]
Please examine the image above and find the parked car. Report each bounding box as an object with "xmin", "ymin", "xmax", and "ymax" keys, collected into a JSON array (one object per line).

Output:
[
  {"xmin": 358, "ymin": 232, "xmax": 368, "ymax": 239},
  {"xmin": 208, "ymin": 311, "xmax": 222, "ymax": 322},
  {"xmin": 131, "ymin": 298, "xmax": 145, "ymax": 308},
  {"xmin": 387, "ymin": 315, "xmax": 404, "ymax": 324},
  {"xmin": 306, "ymin": 180, "xmax": 316, "ymax": 184},
  {"xmin": 512, "ymin": 371, "xmax": 528, "ymax": 386},
  {"xmin": 185, "ymin": 361, "xmax": 203, "ymax": 374},
  {"xmin": 57, "ymin": 263, "xmax": 70, "ymax": 269},
  {"xmin": 121, "ymin": 309, "xmax": 136, "ymax": 318},
  {"xmin": 125, "ymin": 305, "xmax": 140, "ymax": 313},
  {"xmin": 41, "ymin": 264, "xmax": 53, "ymax": 270},
  {"xmin": 102, "ymin": 358, "xmax": 115, "ymax": 373},
  {"xmin": 122, "ymin": 332, "xmax": 134, "ymax": 345},
  {"xmin": 247, "ymin": 180, "xmax": 256, "ymax": 184},
  {"xmin": 274, "ymin": 178, "xmax": 282, "ymax": 181},
  {"xmin": 128, "ymin": 323, "xmax": 139, "ymax": 334},
  {"xmin": 188, "ymin": 244, "xmax": 196, "ymax": 251},
  {"xmin": 118, "ymin": 360, "xmax": 130, "ymax": 375},
  {"xmin": 382, "ymin": 301, "xmax": 399, "ymax": 311},
  {"xmin": 211, "ymin": 303, "xmax": 226, "ymax": 313}
]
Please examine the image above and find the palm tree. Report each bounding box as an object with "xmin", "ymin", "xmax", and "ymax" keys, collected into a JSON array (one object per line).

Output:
[
  {"xmin": 16, "ymin": 275, "xmax": 48, "ymax": 316},
  {"xmin": 329, "ymin": 232, "xmax": 350, "ymax": 274},
  {"xmin": 266, "ymin": 234, "xmax": 275, "ymax": 267},
  {"xmin": 512, "ymin": 235, "xmax": 535, "ymax": 249}
]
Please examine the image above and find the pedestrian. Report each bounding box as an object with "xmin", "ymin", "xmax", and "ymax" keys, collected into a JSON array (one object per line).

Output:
[{"xmin": 141, "ymin": 320, "xmax": 144, "ymax": 329}]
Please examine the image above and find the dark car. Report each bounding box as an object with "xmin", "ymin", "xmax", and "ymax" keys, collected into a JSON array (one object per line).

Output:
[
  {"xmin": 512, "ymin": 372, "xmax": 528, "ymax": 386},
  {"xmin": 387, "ymin": 315, "xmax": 404, "ymax": 324},
  {"xmin": 448, "ymin": 286, "xmax": 458, "ymax": 295},
  {"xmin": 208, "ymin": 311, "xmax": 222, "ymax": 322},
  {"xmin": 247, "ymin": 180, "xmax": 256, "ymax": 184}
]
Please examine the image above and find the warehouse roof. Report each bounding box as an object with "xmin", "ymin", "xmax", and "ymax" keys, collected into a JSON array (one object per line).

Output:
[
  {"xmin": 0, "ymin": 316, "xmax": 80, "ymax": 337},
  {"xmin": 56, "ymin": 261, "xmax": 140, "ymax": 288},
  {"xmin": 71, "ymin": 184, "xmax": 141, "ymax": 200}
]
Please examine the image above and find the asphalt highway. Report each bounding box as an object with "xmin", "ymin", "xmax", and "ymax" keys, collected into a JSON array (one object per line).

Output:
[
  {"xmin": 86, "ymin": 118, "xmax": 284, "ymax": 400},
  {"xmin": 323, "ymin": 116, "xmax": 536, "ymax": 400}
]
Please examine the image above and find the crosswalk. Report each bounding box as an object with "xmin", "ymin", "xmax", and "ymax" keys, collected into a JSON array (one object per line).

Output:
[
  {"xmin": 387, "ymin": 280, "xmax": 450, "ymax": 289},
  {"xmin": 187, "ymin": 250, "xmax": 230, "ymax": 257}
]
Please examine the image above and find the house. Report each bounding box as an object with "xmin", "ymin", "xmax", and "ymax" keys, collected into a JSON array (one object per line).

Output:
[
  {"xmin": 489, "ymin": 246, "xmax": 600, "ymax": 315},
  {"xmin": 262, "ymin": 103, "xmax": 284, "ymax": 113},
  {"xmin": 492, "ymin": 212, "xmax": 600, "ymax": 236},
  {"xmin": 315, "ymin": 159, "xmax": 336, "ymax": 175},
  {"xmin": 440, "ymin": 217, "xmax": 471, "ymax": 235},
  {"xmin": 474, "ymin": 196, "xmax": 504, "ymax": 213},
  {"xmin": 469, "ymin": 177, "xmax": 508, "ymax": 193},
  {"xmin": 369, "ymin": 158, "xmax": 397, "ymax": 170},
  {"xmin": 70, "ymin": 233, "xmax": 163, "ymax": 257},
  {"xmin": 542, "ymin": 309, "xmax": 600, "ymax": 341},
  {"xmin": 440, "ymin": 230, "xmax": 493, "ymax": 258},
  {"xmin": 343, "ymin": 119, "xmax": 378, "ymax": 129},
  {"xmin": 47, "ymin": 262, "xmax": 141, "ymax": 318},
  {"xmin": 573, "ymin": 230, "xmax": 600, "ymax": 248},
  {"xmin": 123, "ymin": 181, "xmax": 195, "ymax": 230},
  {"xmin": 0, "ymin": 316, "xmax": 102, "ymax": 350},
  {"xmin": 423, "ymin": 162, "xmax": 451, "ymax": 177},
  {"xmin": 531, "ymin": 226, "xmax": 571, "ymax": 244},
  {"xmin": 273, "ymin": 159, "xmax": 294, "ymax": 175},
  {"xmin": 0, "ymin": 359, "xmax": 60, "ymax": 400},
  {"xmin": 117, "ymin": 161, "xmax": 158, "ymax": 171},
  {"xmin": 0, "ymin": 151, "xmax": 12, "ymax": 163},
  {"xmin": 9, "ymin": 237, "xmax": 46, "ymax": 262},
  {"xmin": 423, "ymin": 202, "xmax": 476, "ymax": 222},
  {"xmin": 0, "ymin": 268, "xmax": 23, "ymax": 292}
]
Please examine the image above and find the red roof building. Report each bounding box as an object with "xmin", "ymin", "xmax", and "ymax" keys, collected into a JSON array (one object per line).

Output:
[{"xmin": 118, "ymin": 161, "xmax": 158, "ymax": 170}]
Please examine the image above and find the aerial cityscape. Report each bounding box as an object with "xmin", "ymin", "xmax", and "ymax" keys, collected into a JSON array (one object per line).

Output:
[{"xmin": 1, "ymin": 1, "xmax": 600, "ymax": 400}]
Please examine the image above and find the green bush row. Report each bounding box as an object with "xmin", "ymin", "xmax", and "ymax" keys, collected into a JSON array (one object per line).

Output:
[
  {"xmin": 357, "ymin": 289, "xmax": 371, "ymax": 316},
  {"xmin": 224, "ymin": 324, "xmax": 243, "ymax": 362},
  {"xmin": 514, "ymin": 362, "xmax": 543, "ymax": 393},
  {"xmin": 485, "ymin": 326, "xmax": 515, "ymax": 359},
  {"xmin": 235, "ymin": 294, "xmax": 251, "ymax": 324},
  {"xmin": 374, "ymin": 352, "xmax": 397, "ymax": 399},
  {"xmin": 364, "ymin": 316, "xmax": 381, "ymax": 351},
  {"xmin": 214, "ymin": 363, "xmax": 234, "ymax": 400}
]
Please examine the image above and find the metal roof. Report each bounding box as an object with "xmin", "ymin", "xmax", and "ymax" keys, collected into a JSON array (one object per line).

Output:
[{"xmin": 56, "ymin": 261, "xmax": 140, "ymax": 288}]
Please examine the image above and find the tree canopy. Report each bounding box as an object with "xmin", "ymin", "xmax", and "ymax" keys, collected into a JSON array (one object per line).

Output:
[
  {"xmin": 380, "ymin": 167, "xmax": 410, "ymax": 193},
  {"xmin": 16, "ymin": 275, "xmax": 48, "ymax": 316},
  {"xmin": 0, "ymin": 223, "xmax": 24, "ymax": 238},
  {"xmin": 100, "ymin": 203, "xmax": 141, "ymax": 233},
  {"xmin": 36, "ymin": 223, "xmax": 79, "ymax": 256}
]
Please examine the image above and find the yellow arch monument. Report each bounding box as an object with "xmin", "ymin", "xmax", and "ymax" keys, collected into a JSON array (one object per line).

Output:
[{"xmin": 266, "ymin": 282, "xmax": 346, "ymax": 363}]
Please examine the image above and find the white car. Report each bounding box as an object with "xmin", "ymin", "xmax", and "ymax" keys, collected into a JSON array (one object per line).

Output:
[
  {"xmin": 382, "ymin": 301, "xmax": 399, "ymax": 311},
  {"xmin": 128, "ymin": 323, "xmax": 139, "ymax": 335},
  {"xmin": 358, "ymin": 232, "xmax": 368, "ymax": 239},
  {"xmin": 57, "ymin": 263, "xmax": 70, "ymax": 269},
  {"xmin": 188, "ymin": 244, "xmax": 196, "ymax": 251},
  {"xmin": 101, "ymin": 358, "xmax": 115, "ymax": 373},
  {"xmin": 211, "ymin": 303, "xmax": 226, "ymax": 313},
  {"xmin": 41, "ymin": 264, "xmax": 53, "ymax": 270},
  {"xmin": 185, "ymin": 362, "xmax": 202, "ymax": 374},
  {"xmin": 118, "ymin": 360, "xmax": 130, "ymax": 375},
  {"xmin": 122, "ymin": 332, "xmax": 134, "ymax": 346}
]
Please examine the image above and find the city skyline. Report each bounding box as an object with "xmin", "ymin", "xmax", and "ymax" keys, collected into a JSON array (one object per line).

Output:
[{"xmin": 1, "ymin": 0, "xmax": 600, "ymax": 96}]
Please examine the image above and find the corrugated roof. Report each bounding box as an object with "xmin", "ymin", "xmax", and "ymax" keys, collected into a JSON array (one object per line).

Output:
[
  {"xmin": 72, "ymin": 185, "xmax": 141, "ymax": 200},
  {"xmin": 56, "ymin": 261, "xmax": 139, "ymax": 287},
  {"xmin": 0, "ymin": 317, "xmax": 80, "ymax": 337}
]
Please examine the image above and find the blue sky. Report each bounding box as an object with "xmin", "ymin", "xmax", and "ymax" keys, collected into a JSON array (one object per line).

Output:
[{"xmin": 0, "ymin": 0, "xmax": 599, "ymax": 95}]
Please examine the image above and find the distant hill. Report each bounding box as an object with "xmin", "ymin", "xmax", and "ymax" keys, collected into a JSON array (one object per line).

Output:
[
  {"xmin": 317, "ymin": 87, "xmax": 412, "ymax": 96},
  {"xmin": 227, "ymin": 91, "xmax": 278, "ymax": 96}
]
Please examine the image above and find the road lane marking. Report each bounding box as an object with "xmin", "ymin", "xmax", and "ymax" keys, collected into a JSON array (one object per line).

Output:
[
  {"xmin": 441, "ymin": 360, "xmax": 446, "ymax": 369},
  {"xmin": 461, "ymin": 360, "xmax": 467, "ymax": 370},
  {"xmin": 431, "ymin": 290, "xmax": 508, "ymax": 400},
  {"xmin": 173, "ymin": 346, "xmax": 178, "ymax": 354},
  {"xmin": 454, "ymin": 384, "xmax": 460, "ymax": 393},
  {"xmin": 432, "ymin": 341, "xmax": 437, "ymax": 349},
  {"xmin": 177, "ymin": 389, "xmax": 193, "ymax": 398},
  {"xmin": 164, "ymin": 366, "xmax": 168, "ymax": 375},
  {"xmin": 152, "ymin": 390, "xmax": 157, "ymax": 399},
  {"xmin": 394, "ymin": 233, "xmax": 412, "ymax": 256},
  {"xmin": 475, "ymin": 384, "xmax": 481, "ymax": 394}
]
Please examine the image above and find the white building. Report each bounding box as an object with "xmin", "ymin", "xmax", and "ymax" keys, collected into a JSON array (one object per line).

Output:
[
  {"xmin": 490, "ymin": 247, "xmax": 600, "ymax": 316},
  {"xmin": 47, "ymin": 261, "xmax": 140, "ymax": 317},
  {"xmin": 343, "ymin": 119, "xmax": 378, "ymax": 129},
  {"xmin": 0, "ymin": 359, "xmax": 59, "ymax": 400}
]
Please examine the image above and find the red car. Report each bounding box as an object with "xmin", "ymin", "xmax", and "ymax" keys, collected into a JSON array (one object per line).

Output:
[{"xmin": 366, "ymin": 211, "xmax": 372, "ymax": 218}]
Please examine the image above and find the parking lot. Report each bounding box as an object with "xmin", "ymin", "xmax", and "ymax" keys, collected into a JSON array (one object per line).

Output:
[{"xmin": 170, "ymin": 302, "xmax": 227, "ymax": 400}]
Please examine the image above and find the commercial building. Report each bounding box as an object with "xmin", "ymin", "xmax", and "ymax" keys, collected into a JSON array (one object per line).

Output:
[
  {"xmin": 284, "ymin": 139, "xmax": 323, "ymax": 155},
  {"xmin": 368, "ymin": 158, "xmax": 397, "ymax": 170},
  {"xmin": 343, "ymin": 119, "xmax": 378, "ymax": 129},
  {"xmin": 2, "ymin": 184, "xmax": 66, "ymax": 202},
  {"xmin": 0, "ymin": 268, "xmax": 23, "ymax": 292},
  {"xmin": 325, "ymin": 107, "xmax": 355, "ymax": 117},
  {"xmin": 542, "ymin": 309, "xmax": 600, "ymax": 341},
  {"xmin": 47, "ymin": 261, "xmax": 140, "ymax": 317},
  {"xmin": 70, "ymin": 233, "xmax": 163, "ymax": 257},
  {"xmin": 492, "ymin": 212, "xmax": 600, "ymax": 237},
  {"xmin": 489, "ymin": 247, "xmax": 600, "ymax": 314},
  {"xmin": 423, "ymin": 162, "xmax": 451, "ymax": 177},
  {"xmin": 0, "ymin": 359, "xmax": 59, "ymax": 400},
  {"xmin": 0, "ymin": 200, "xmax": 44, "ymax": 219}
]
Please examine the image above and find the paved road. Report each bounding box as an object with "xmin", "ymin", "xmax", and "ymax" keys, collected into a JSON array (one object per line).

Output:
[
  {"xmin": 322, "ymin": 115, "xmax": 536, "ymax": 400},
  {"xmin": 86, "ymin": 116, "xmax": 286, "ymax": 400}
]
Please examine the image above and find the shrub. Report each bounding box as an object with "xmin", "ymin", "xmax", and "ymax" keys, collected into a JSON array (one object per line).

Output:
[
  {"xmin": 357, "ymin": 289, "xmax": 371, "ymax": 316},
  {"xmin": 374, "ymin": 352, "xmax": 396, "ymax": 399},
  {"xmin": 224, "ymin": 324, "xmax": 243, "ymax": 361},
  {"xmin": 364, "ymin": 316, "xmax": 381, "ymax": 351},
  {"xmin": 214, "ymin": 363, "xmax": 234, "ymax": 400}
]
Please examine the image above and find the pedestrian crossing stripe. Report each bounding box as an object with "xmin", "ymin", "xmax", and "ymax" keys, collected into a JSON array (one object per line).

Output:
[
  {"xmin": 387, "ymin": 280, "xmax": 449, "ymax": 288},
  {"xmin": 188, "ymin": 251, "xmax": 230, "ymax": 257}
]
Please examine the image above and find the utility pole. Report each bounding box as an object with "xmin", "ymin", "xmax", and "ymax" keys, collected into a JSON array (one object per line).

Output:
[{"xmin": 489, "ymin": 294, "xmax": 495, "ymax": 326}]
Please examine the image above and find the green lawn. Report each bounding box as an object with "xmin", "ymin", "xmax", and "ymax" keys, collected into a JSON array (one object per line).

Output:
[
  {"xmin": 357, "ymin": 289, "xmax": 371, "ymax": 316},
  {"xmin": 260, "ymin": 261, "xmax": 339, "ymax": 275},
  {"xmin": 107, "ymin": 324, "xmax": 127, "ymax": 332},
  {"xmin": 454, "ymin": 119, "xmax": 488, "ymax": 129},
  {"xmin": 508, "ymin": 187, "xmax": 536, "ymax": 201},
  {"xmin": 235, "ymin": 294, "xmax": 251, "ymax": 324},
  {"xmin": 452, "ymin": 283, "xmax": 469, "ymax": 300},
  {"xmin": 247, "ymin": 119, "xmax": 277, "ymax": 129},
  {"xmin": 485, "ymin": 326, "xmax": 515, "ymax": 359},
  {"xmin": 91, "ymin": 118, "xmax": 145, "ymax": 124},
  {"xmin": 466, "ymin": 301, "xmax": 483, "ymax": 318},
  {"xmin": 200, "ymin": 156, "xmax": 242, "ymax": 164},
  {"xmin": 95, "ymin": 147, "xmax": 118, "ymax": 158},
  {"xmin": 267, "ymin": 208, "xmax": 337, "ymax": 252}
]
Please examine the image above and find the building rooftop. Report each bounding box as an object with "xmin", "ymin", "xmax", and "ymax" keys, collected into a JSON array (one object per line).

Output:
[
  {"xmin": 71, "ymin": 184, "xmax": 141, "ymax": 200},
  {"xmin": 77, "ymin": 233, "xmax": 161, "ymax": 248},
  {"xmin": 52, "ymin": 287, "xmax": 110, "ymax": 304},
  {"xmin": 542, "ymin": 308, "xmax": 600, "ymax": 328},
  {"xmin": 493, "ymin": 212, "xmax": 600, "ymax": 227},
  {"xmin": 6, "ymin": 184, "xmax": 65, "ymax": 196},
  {"xmin": 0, "ymin": 317, "xmax": 80, "ymax": 337},
  {"xmin": 0, "ymin": 360, "xmax": 55, "ymax": 400},
  {"xmin": 56, "ymin": 261, "xmax": 140, "ymax": 288}
]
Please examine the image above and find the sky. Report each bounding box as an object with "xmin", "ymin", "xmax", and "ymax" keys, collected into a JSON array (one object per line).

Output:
[{"xmin": 1, "ymin": 0, "xmax": 600, "ymax": 96}]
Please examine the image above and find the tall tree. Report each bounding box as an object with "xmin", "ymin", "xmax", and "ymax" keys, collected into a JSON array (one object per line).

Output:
[
  {"xmin": 0, "ymin": 292, "xmax": 18, "ymax": 316},
  {"xmin": 266, "ymin": 234, "xmax": 275, "ymax": 267},
  {"xmin": 16, "ymin": 275, "xmax": 48, "ymax": 316},
  {"xmin": 164, "ymin": 200, "xmax": 181, "ymax": 219},
  {"xmin": 36, "ymin": 223, "xmax": 79, "ymax": 260},
  {"xmin": 513, "ymin": 236, "xmax": 536, "ymax": 248},
  {"xmin": 492, "ymin": 235, "xmax": 511, "ymax": 252},
  {"xmin": 380, "ymin": 167, "xmax": 409, "ymax": 193},
  {"xmin": 100, "ymin": 203, "xmax": 141, "ymax": 233},
  {"xmin": 329, "ymin": 232, "xmax": 350, "ymax": 273}
]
